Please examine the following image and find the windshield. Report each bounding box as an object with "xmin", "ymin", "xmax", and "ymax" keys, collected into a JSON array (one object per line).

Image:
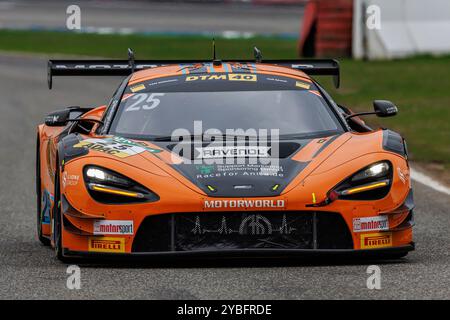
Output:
[{"xmin": 109, "ymin": 74, "xmax": 344, "ymax": 139}]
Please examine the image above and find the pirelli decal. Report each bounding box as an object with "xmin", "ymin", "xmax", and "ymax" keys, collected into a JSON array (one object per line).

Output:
[
  {"xmin": 88, "ymin": 237, "xmax": 125, "ymax": 253},
  {"xmin": 360, "ymin": 232, "xmax": 392, "ymax": 249}
]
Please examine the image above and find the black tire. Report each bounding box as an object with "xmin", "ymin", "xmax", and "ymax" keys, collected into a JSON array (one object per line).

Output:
[
  {"xmin": 36, "ymin": 136, "xmax": 50, "ymax": 246},
  {"xmin": 53, "ymin": 164, "xmax": 67, "ymax": 262}
]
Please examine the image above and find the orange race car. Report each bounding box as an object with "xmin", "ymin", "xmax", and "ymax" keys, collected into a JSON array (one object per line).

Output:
[{"xmin": 37, "ymin": 48, "xmax": 414, "ymax": 262}]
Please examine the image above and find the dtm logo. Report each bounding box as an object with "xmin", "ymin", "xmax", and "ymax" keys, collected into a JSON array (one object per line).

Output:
[
  {"xmin": 204, "ymin": 199, "xmax": 285, "ymax": 209},
  {"xmin": 186, "ymin": 74, "xmax": 257, "ymax": 82}
]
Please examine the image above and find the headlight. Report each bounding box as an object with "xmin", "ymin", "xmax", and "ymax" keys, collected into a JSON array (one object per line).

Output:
[
  {"xmin": 351, "ymin": 162, "xmax": 390, "ymax": 182},
  {"xmin": 83, "ymin": 166, "xmax": 159, "ymax": 204},
  {"xmin": 331, "ymin": 161, "xmax": 392, "ymax": 201}
]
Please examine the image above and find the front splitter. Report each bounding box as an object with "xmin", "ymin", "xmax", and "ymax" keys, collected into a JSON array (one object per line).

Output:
[{"xmin": 63, "ymin": 243, "xmax": 414, "ymax": 261}]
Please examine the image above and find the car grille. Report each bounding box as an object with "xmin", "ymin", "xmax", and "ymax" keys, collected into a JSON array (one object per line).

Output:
[{"xmin": 132, "ymin": 211, "xmax": 353, "ymax": 252}]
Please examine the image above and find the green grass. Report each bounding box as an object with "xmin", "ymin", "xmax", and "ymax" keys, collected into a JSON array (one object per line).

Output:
[
  {"xmin": 0, "ymin": 30, "xmax": 298, "ymax": 59},
  {"xmin": 326, "ymin": 57, "xmax": 450, "ymax": 168},
  {"xmin": 1, "ymin": 30, "xmax": 449, "ymax": 168}
]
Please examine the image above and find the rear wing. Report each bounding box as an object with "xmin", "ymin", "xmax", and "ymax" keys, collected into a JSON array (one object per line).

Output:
[{"xmin": 47, "ymin": 49, "xmax": 340, "ymax": 89}]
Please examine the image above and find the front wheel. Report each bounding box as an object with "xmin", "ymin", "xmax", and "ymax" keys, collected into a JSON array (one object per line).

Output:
[
  {"xmin": 52, "ymin": 166, "xmax": 66, "ymax": 262},
  {"xmin": 36, "ymin": 137, "xmax": 50, "ymax": 246}
]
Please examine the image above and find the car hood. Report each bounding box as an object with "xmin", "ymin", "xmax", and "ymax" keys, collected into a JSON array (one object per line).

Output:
[
  {"xmin": 141, "ymin": 134, "xmax": 352, "ymax": 197},
  {"xmin": 70, "ymin": 134, "xmax": 352, "ymax": 197}
]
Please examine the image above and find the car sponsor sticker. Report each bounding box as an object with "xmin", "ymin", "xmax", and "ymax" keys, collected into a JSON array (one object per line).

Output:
[
  {"xmin": 62, "ymin": 172, "xmax": 79, "ymax": 187},
  {"xmin": 73, "ymin": 136, "xmax": 161, "ymax": 158},
  {"xmin": 204, "ymin": 199, "xmax": 285, "ymax": 209},
  {"xmin": 397, "ymin": 167, "xmax": 407, "ymax": 184},
  {"xmin": 228, "ymin": 74, "xmax": 257, "ymax": 82},
  {"xmin": 88, "ymin": 237, "xmax": 125, "ymax": 253},
  {"xmin": 195, "ymin": 163, "xmax": 284, "ymax": 179},
  {"xmin": 185, "ymin": 74, "xmax": 257, "ymax": 82},
  {"xmin": 196, "ymin": 146, "xmax": 270, "ymax": 159},
  {"xmin": 360, "ymin": 232, "xmax": 392, "ymax": 249},
  {"xmin": 130, "ymin": 84, "xmax": 145, "ymax": 92},
  {"xmin": 93, "ymin": 220, "xmax": 133, "ymax": 235},
  {"xmin": 295, "ymin": 81, "xmax": 311, "ymax": 89},
  {"xmin": 41, "ymin": 189, "xmax": 53, "ymax": 225},
  {"xmin": 353, "ymin": 216, "xmax": 389, "ymax": 232}
]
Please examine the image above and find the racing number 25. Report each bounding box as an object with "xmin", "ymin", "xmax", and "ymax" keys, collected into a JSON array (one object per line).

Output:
[{"xmin": 125, "ymin": 93, "xmax": 165, "ymax": 112}]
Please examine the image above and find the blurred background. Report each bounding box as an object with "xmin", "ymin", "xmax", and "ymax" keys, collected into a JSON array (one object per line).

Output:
[{"xmin": 0, "ymin": 0, "xmax": 449, "ymax": 183}]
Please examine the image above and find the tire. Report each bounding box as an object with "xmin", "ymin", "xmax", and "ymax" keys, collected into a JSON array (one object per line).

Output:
[
  {"xmin": 52, "ymin": 164, "xmax": 67, "ymax": 262},
  {"xmin": 36, "ymin": 137, "xmax": 50, "ymax": 246}
]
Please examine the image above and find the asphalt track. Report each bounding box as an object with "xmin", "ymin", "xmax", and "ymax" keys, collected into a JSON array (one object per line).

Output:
[
  {"xmin": 0, "ymin": 54, "xmax": 449, "ymax": 299},
  {"xmin": 0, "ymin": 0, "xmax": 304, "ymax": 36}
]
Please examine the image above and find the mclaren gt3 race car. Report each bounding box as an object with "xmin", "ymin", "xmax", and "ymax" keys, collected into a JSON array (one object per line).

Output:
[{"xmin": 37, "ymin": 49, "xmax": 414, "ymax": 261}]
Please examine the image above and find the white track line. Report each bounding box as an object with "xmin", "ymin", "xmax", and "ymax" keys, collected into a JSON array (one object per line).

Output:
[{"xmin": 410, "ymin": 167, "xmax": 450, "ymax": 196}]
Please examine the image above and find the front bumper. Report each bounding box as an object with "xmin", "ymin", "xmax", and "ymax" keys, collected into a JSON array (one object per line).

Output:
[
  {"xmin": 61, "ymin": 208, "xmax": 414, "ymax": 259},
  {"xmin": 64, "ymin": 243, "xmax": 415, "ymax": 260}
]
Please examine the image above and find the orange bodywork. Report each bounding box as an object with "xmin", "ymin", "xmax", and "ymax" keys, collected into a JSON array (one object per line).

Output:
[{"xmin": 37, "ymin": 62, "xmax": 413, "ymax": 258}]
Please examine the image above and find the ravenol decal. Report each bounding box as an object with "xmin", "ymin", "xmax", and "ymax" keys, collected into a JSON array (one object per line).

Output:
[
  {"xmin": 88, "ymin": 237, "xmax": 125, "ymax": 253},
  {"xmin": 185, "ymin": 74, "xmax": 257, "ymax": 82},
  {"xmin": 73, "ymin": 136, "xmax": 161, "ymax": 158},
  {"xmin": 353, "ymin": 216, "xmax": 389, "ymax": 233},
  {"xmin": 204, "ymin": 199, "xmax": 285, "ymax": 209},
  {"xmin": 360, "ymin": 232, "xmax": 392, "ymax": 249},
  {"xmin": 196, "ymin": 146, "xmax": 270, "ymax": 159}
]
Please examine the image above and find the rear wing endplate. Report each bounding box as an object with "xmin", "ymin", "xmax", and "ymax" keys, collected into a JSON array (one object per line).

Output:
[{"xmin": 48, "ymin": 56, "xmax": 340, "ymax": 89}]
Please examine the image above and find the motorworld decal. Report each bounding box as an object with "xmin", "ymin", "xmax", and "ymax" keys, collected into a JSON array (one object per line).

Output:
[
  {"xmin": 204, "ymin": 199, "xmax": 285, "ymax": 209},
  {"xmin": 196, "ymin": 146, "xmax": 271, "ymax": 159},
  {"xmin": 353, "ymin": 216, "xmax": 389, "ymax": 233}
]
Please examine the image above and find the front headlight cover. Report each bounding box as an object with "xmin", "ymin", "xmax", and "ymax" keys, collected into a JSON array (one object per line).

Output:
[
  {"xmin": 351, "ymin": 162, "xmax": 390, "ymax": 182},
  {"xmin": 83, "ymin": 165, "xmax": 159, "ymax": 204},
  {"xmin": 332, "ymin": 161, "xmax": 393, "ymax": 201}
]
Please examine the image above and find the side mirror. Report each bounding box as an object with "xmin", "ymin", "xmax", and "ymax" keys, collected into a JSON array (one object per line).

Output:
[
  {"xmin": 374, "ymin": 100, "xmax": 398, "ymax": 117},
  {"xmin": 44, "ymin": 109, "xmax": 71, "ymax": 126}
]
